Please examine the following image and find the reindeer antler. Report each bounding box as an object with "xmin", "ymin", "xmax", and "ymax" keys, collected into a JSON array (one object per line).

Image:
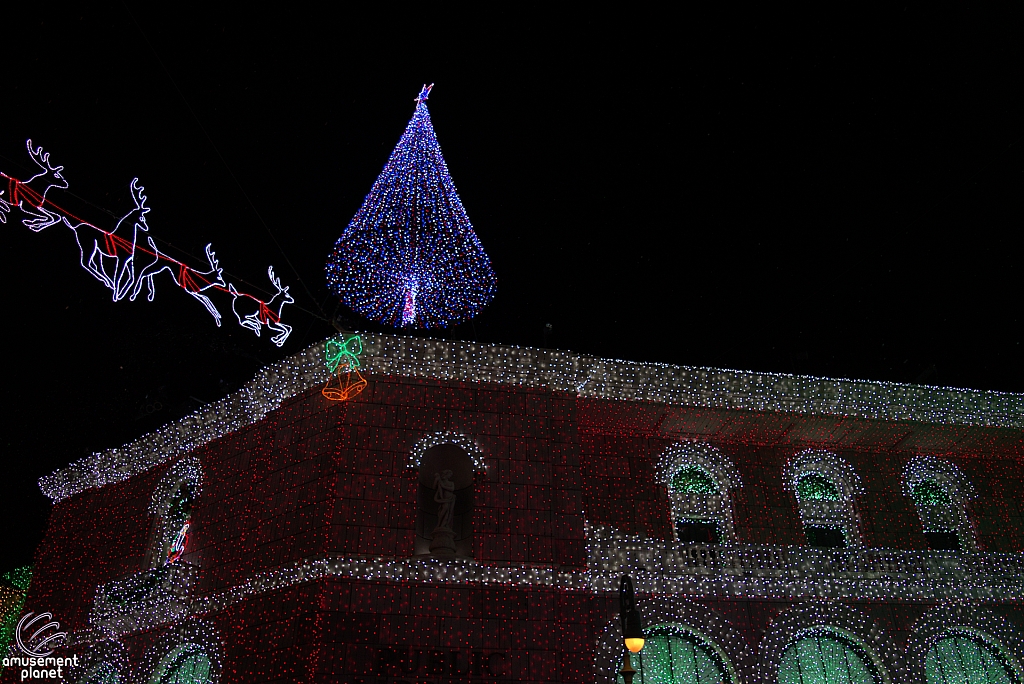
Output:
[
  {"xmin": 268, "ymin": 265, "xmax": 283, "ymax": 291},
  {"xmin": 26, "ymin": 139, "xmax": 63, "ymax": 172},
  {"xmin": 205, "ymin": 243, "xmax": 220, "ymax": 269},
  {"xmin": 26, "ymin": 139, "xmax": 48, "ymax": 170},
  {"xmin": 205, "ymin": 244, "xmax": 225, "ymax": 286},
  {"xmin": 129, "ymin": 178, "xmax": 149, "ymax": 214}
]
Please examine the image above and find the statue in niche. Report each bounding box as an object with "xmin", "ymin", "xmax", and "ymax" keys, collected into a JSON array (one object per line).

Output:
[{"xmin": 429, "ymin": 469, "xmax": 457, "ymax": 557}]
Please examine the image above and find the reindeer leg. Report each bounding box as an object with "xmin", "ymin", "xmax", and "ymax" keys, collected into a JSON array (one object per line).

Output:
[
  {"xmin": 128, "ymin": 274, "xmax": 148, "ymax": 302},
  {"xmin": 191, "ymin": 293, "xmax": 223, "ymax": 327},
  {"xmin": 269, "ymin": 322, "xmax": 293, "ymax": 347},
  {"xmin": 88, "ymin": 243, "xmax": 117, "ymax": 291},
  {"xmin": 114, "ymin": 256, "xmax": 136, "ymax": 302},
  {"xmin": 242, "ymin": 313, "xmax": 262, "ymax": 336},
  {"xmin": 23, "ymin": 207, "xmax": 62, "ymax": 232}
]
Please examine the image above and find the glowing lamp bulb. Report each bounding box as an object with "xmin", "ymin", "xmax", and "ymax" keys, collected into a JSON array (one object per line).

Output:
[{"xmin": 625, "ymin": 637, "xmax": 645, "ymax": 653}]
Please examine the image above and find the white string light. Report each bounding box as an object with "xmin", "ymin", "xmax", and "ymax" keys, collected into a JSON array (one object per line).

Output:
[
  {"xmin": 408, "ymin": 431, "xmax": 487, "ymax": 472},
  {"xmin": 33, "ymin": 332, "xmax": 1023, "ymax": 682},
  {"xmin": 37, "ymin": 333, "xmax": 1024, "ymax": 503}
]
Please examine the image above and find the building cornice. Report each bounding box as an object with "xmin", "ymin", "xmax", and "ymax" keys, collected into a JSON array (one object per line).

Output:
[
  {"xmin": 77, "ymin": 531, "xmax": 1024, "ymax": 644},
  {"xmin": 40, "ymin": 334, "xmax": 1024, "ymax": 502}
]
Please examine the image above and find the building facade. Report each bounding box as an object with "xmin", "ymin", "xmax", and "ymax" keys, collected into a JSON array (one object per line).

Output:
[{"xmin": 15, "ymin": 334, "xmax": 1024, "ymax": 683}]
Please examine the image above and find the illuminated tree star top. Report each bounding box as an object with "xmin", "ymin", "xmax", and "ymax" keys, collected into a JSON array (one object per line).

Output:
[{"xmin": 325, "ymin": 84, "xmax": 497, "ymax": 329}]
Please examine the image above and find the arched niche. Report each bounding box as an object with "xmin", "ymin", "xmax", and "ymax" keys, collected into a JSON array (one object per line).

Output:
[
  {"xmin": 145, "ymin": 456, "xmax": 203, "ymax": 569},
  {"xmin": 415, "ymin": 443, "xmax": 476, "ymax": 558}
]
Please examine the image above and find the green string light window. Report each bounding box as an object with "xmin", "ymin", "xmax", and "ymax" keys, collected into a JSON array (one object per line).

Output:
[
  {"xmin": 796, "ymin": 473, "xmax": 841, "ymax": 501},
  {"xmin": 912, "ymin": 480, "xmax": 951, "ymax": 508},
  {"xmin": 925, "ymin": 633, "xmax": 1019, "ymax": 684},
  {"xmin": 671, "ymin": 467, "xmax": 719, "ymax": 495},
  {"xmin": 153, "ymin": 647, "xmax": 212, "ymax": 684},
  {"xmin": 778, "ymin": 631, "xmax": 881, "ymax": 684},
  {"xmin": 626, "ymin": 624, "xmax": 730, "ymax": 684}
]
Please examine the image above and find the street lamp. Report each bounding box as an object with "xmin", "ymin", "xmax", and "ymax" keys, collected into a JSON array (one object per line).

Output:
[{"xmin": 618, "ymin": 575, "xmax": 645, "ymax": 684}]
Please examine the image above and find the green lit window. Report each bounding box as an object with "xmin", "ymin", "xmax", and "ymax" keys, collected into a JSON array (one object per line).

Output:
[
  {"xmin": 672, "ymin": 467, "xmax": 719, "ymax": 495},
  {"xmin": 778, "ymin": 632, "xmax": 880, "ymax": 684},
  {"xmin": 912, "ymin": 480, "xmax": 951, "ymax": 508},
  {"xmin": 925, "ymin": 633, "xmax": 1018, "ymax": 684},
  {"xmin": 628, "ymin": 624, "xmax": 730, "ymax": 684},
  {"xmin": 796, "ymin": 473, "xmax": 840, "ymax": 501},
  {"xmin": 153, "ymin": 647, "xmax": 211, "ymax": 684}
]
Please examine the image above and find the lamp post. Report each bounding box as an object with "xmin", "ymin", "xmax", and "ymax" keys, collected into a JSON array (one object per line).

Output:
[{"xmin": 618, "ymin": 575, "xmax": 645, "ymax": 684}]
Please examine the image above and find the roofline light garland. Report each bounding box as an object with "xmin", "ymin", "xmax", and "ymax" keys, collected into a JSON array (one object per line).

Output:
[{"xmin": 38, "ymin": 334, "xmax": 1024, "ymax": 503}]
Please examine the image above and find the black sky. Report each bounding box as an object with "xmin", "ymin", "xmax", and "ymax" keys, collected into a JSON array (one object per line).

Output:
[{"xmin": 2, "ymin": 8, "xmax": 1021, "ymax": 569}]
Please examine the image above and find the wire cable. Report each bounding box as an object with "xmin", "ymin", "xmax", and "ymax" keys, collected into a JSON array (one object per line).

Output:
[{"xmin": 120, "ymin": 2, "xmax": 328, "ymax": 322}]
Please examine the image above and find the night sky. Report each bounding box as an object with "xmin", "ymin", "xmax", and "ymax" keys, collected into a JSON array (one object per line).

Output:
[{"xmin": 2, "ymin": 9, "xmax": 1020, "ymax": 570}]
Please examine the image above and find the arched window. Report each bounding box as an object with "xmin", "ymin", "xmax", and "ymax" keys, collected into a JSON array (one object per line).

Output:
[
  {"xmin": 785, "ymin": 450, "xmax": 863, "ymax": 549},
  {"xmin": 657, "ymin": 442, "xmax": 742, "ymax": 545},
  {"xmin": 149, "ymin": 645, "xmax": 213, "ymax": 684},
  {"xmin": 634, "ymin": 623, "xmax": 732, "ymax": 683},
  {"xmin": 778, "ymin": 630, "xmax": 882, "ymax": 684},
  {"xmin": 412, "ymin": 439, "xmax": 479, "ymax": 558},
  {"xmin": 925, "ymin": 631, "xmax": 1020, "ymax": 684},
  {"xmin": 146, "ymin": 457, "xmax": 202, "ymax": 569},
  {"xmin": 905, "ymin": 456, "xmax": 977, "ymax": 552}
]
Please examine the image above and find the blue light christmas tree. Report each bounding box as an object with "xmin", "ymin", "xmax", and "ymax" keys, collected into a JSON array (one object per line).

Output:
[{"xmin": 325, "ymin": 85, "xmax": 497, "ymax": 329}]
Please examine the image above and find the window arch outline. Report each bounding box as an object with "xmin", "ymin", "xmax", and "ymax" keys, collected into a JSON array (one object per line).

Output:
[
  {"xmin": 408, "ymin": 431, "xmax": 487, "ymax": 474},
  {"xmin": 778, "ymin": 625, "xmax": 887, "ymax": 684},
  {"xmin": 784, "ymin": 450, "xmax": 864, "ymax": 548},
  {"xmin": 924, "ymin": 627, "xmax": 1023, "ymax": 684},
  {"xmin": 593, "ymin": 595, "xmax": 756, "ymax": 684},
  {"xmin": 151, "ymin": 644, "xmax": 213, "ymax": 684},
  {"xmin": 656, "ymin": 442, "xmax": 742, "ymax": 545},
  {"xmin": 138, "ymin": 620, "xmax": 222, "ymax": 684},
  {"xmin": 642, "ymin": 621, "xmax": 734, "ymax": 683},
  {"xmin": 907, "ymin": 604, "xmax": 1024, "ymax": 684},
  {"xmin": 757, "ymin": 602, "xmax": 902, "ymax": 683},
  {"xmin": 904, "ymin": 455, "xmax": 977, "ymax": 552},
  {"xmin": 146, "ymin": 456, "xmax": 203, "ymax": 569}
]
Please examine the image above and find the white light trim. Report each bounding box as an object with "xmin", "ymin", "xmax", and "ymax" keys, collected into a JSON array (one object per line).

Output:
[{"xmin": 39, "ymin": 334, "xmax": 1024, "ymax": 502}]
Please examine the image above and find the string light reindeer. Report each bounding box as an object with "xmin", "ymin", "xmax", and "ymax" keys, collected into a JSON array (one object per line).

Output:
[
  {"xmin": 1, "ymin": 140, "xmax": 295, "ymax": 346},
  {"xmin": 229, "ymin": 266, "xmax": 294, "ymax": 347}
]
